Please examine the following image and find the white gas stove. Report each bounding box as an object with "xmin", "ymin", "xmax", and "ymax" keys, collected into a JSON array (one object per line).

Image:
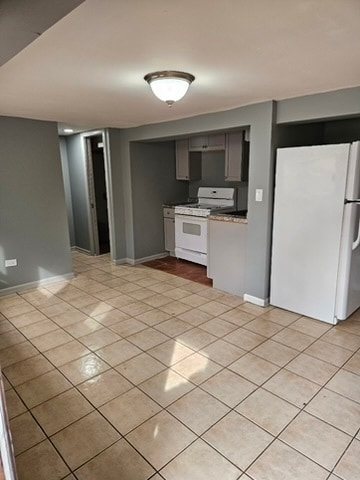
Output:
[
  {"xmin": 174, "ymin": 187, "xmax": 236, "ymax": 265},
  {"xmin": 174, "ymin": 187, "xmax": 236, "ymax": 217}
]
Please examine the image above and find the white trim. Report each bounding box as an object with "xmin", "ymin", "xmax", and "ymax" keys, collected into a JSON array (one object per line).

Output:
[
  {"xmin": 113, "ymin": 252, "xmax": 168, "ymax": 266},
  {"xmin": 81, "ymin": 129, "xmax": 113, "ymax": 258},
  {"xmin": 71, "ymin": 246, "xmax": 91, "ymax": 254},
  {"xmin": 134, "ymin": 252, "xmax": 169, "ymax": 265},
  {"xmin": 0, "ymin": 273, "xmax": 75, "ymax": 296},
  {"xmin": 113, "ymin": 258, "xmax": 128, "ymax": 265},
  {"xmin": 84, "ymin": 135, "xmax": 99, "ymax": 255},
  {"xmin": 243, "ymin": 294, "xmax": 270, "ymax": 307},
  {"xmin": 103, "ymin": 130, "xmax": 116, "ymax": 264}
]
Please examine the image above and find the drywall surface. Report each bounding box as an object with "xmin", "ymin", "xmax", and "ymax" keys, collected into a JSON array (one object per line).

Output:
[
  {"xmin": 277, "ymin": 86, "xmax": 360, "ymax": 124},
  {"xmin": 0, "ymin": 116, "xmax": 72, "ymax": 290},
  {"xmin": 106, "ymin": 128, "xmax": 127, "ymax": 261},
  {"xmin": 189, "ymin": 150, "xmax": 248, "ymax": 210},
  {"xmin": 131, "ymin": 141, "xmax": 188, "ymax": 259},
  {"xmin": 59, "ymin": 136, "xmax": 75, "ymax": 246}
]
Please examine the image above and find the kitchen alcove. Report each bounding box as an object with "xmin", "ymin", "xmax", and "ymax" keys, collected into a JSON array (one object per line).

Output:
[{"xmin": 129, "ymin": 132, "xmax": 249, "ymax": 261}]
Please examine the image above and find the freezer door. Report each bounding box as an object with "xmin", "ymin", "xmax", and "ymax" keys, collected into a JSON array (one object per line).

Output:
[
  {"xmin": 335, "ymin": 141, "xmax": 360, "ymax": 320},
  {"xmin": 270, "ymin": 143, "xmax": 350, "ymax": 324}
]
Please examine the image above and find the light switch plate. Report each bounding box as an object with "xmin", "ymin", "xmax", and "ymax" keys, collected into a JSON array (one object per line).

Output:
[
  {"xmin": 5, "ymin": 259, "xmax": 17, "ymax": 267},
  {"xmin": 255, "ymin": 189, "xmax": 263, "ymax": 202}
]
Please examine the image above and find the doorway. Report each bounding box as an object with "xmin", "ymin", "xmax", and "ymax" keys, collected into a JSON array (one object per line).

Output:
[{"xmin": 86, "ymin": 134, "xmax": 111, "ymax": 255}]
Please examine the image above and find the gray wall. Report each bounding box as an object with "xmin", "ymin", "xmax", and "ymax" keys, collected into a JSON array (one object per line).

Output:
[
  {"xmin": 277, "ymin": 86, "xmax": 360, "ymax": 124},
  {"xmin": 59, "ymin": 136, "xmax": 75, "ymax": 246},
  {"xmin": 0, "ymin": 116, "xmax": 72, "ymax": 290},
  {"xmin": 66, "ymin": 134, "xmax": 91, "ymax": 252},
  {"xmin": 106, "ymin": 129, "xmax": 128, "ymax": 261},
  {"xmin": 113, "ymin": 101, "xmax": 276, "ymax": 301},
  {"xmin": 189, "ymin": 150, "xmax": 248, "ymax": 210},
  {"xmin": 131, "ymin": 141, "xmax": 189, "ymax": 259}
]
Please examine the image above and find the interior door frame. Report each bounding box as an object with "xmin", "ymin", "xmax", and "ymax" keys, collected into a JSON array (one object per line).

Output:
[
  {"xmin": 85, "ymin": 135, "xmax": 99, "ymax": 255},
  {"xmin": 83, "ymin": 130, "xmax": 114, "ymax": 259}
]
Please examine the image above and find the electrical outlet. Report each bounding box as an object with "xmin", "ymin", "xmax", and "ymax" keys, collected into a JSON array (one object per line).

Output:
[{"xmin": 5, "ymin": 259, "xmax": 17, "ymax": 267}]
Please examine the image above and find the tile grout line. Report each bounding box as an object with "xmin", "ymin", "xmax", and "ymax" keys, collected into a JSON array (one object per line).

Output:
[{"xmin": 2, "ymin": 254, "xmax": 360, "ymax": 479}]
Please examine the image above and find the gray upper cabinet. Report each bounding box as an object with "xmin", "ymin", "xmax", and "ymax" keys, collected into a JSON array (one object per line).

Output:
[
  {"xmin": 188, "ymin": 133, "xmax": 226, "ymax": 151},
  {"xmin": 175, "ymin": 140, "xmax": 201, "ymax": 180},
  {"xmin": 225, "ymin": 131, "xmax": 244, "ymax": 181},
  {"xmin": 176, "ymin": 131, "xmax": 246, "ymax": 182}
]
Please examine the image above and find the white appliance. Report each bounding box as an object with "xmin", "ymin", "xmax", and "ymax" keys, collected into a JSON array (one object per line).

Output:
[
  {"xmin": 270, "ymin": 142, "xmax": 360, "ymax": 324},
  {"xmin": 174, "ymin": 187, "xmax": 236, "ymax": 266}
]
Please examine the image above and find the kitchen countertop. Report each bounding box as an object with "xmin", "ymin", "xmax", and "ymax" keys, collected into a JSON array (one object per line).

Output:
[
  {"xmin": 209, "ymin": 211, "xmax": 248, "ymax": 224},
  {"xmin": 163, "ymin": 199, "xmax": 197, "ymax": 207}
]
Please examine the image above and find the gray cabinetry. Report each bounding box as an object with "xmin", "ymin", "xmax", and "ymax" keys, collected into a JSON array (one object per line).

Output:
[
  {"xmin": 176, "ymin": 131, "xmax": 247, "ymax": 181},
  {"xmin": 225, "ymin": 131, "xmax": 244, "ymax": 181},
  {"xmin": 208, "ymin": 218, "xmax": 247, "ymax": 296},
  {"xmin": 175, "ymin": 140, "xmax": 201, "ymax": 180},
  {"xmin": 189, "ymin": 133, "xmax": 226, "ymax": 151},
  {"xmin": 163, "ymin": 207, "xmax": 175, "ymax": 254}
]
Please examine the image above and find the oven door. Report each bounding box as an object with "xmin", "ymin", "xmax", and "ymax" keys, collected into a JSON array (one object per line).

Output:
[{"xmin": 175, "ymin": 214, "xmax": 208, "ymax": 253}]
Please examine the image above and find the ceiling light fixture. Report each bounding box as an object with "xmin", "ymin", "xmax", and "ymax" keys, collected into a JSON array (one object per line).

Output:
[
  {"xmin": 64, "ymin": 128, "xmax": 74, "ymax": 133},
  {"xmin": 144, "ymin": 70, "xmax": 195, "ymax": 107}
]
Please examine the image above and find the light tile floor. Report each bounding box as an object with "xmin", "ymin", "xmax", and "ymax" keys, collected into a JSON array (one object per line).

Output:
[{"xmin": 1, "ymin": 251, "xmax": 360, "ymax": 479}]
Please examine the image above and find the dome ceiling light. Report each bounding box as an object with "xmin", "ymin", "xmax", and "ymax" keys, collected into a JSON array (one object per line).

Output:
[{"xmin": 144, "ymin": 70, "xmax": 195, "ymax": 107}]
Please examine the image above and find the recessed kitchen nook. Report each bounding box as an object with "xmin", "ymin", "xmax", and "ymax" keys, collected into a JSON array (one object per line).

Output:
[{"xmin": 158, "ymin": 129, "xmax": 249, "ymax": 299}]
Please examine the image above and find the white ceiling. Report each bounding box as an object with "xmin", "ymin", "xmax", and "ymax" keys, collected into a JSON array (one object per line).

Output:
[
  {"xmin": 0, "ymin": 0, "xmax": 359, "ymax": 132},
  {"xmin": 0, "ymin": 0, "xmax": 85, "ymax": 66}
]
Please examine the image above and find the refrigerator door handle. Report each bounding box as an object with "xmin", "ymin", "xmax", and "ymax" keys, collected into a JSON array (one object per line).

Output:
[
  {"xmin": 353, "ymin": 219, "xmax": 360, "ymax": 250},
  {"xmin": 346, "ymin": 198, "xmax": 360, "ymax": 250}
]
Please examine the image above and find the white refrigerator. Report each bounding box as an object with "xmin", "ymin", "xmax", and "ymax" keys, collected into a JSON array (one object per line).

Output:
[{"xmin": 270, "ymin": 142, "xmax": 360, "ymax": 324}]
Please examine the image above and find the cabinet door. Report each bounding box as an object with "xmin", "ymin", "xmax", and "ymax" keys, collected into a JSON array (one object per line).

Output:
[
  {"xmin": 164, "ymin": 217, "xmax": 175, "ymax": 253},
  {"xmin": 163, "ymin": 207, "xmax": 175, "ymax": 219},
  {"xmin": 225, "ymin": 132, "xmax": 243, "ymax": 181},
  {"xmin": 189, "ymin": 135, "xmax": 208, "ymax": 151},
  {"xmin": 207, "ymin": 133, "xmax": 226, "ymax": 150},
  {"xmin": 208, "ymin": 219, "xmax": 247, "ymax": 295},
  {"xmin": 189, "ymin": 134, "xmax": 226, "ymax": 151},
  {"xmin": 176, "ymin": 140, "xmax": 190, "ymax": 180}
]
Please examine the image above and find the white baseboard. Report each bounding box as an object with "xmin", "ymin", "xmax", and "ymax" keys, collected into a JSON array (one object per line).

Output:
[
  {"xmin": 243, "ymin": 294, "xmax": 270, "ymax": 307},
  {"xmin": 71, "ymin": 246, "xmax": 91, "ymax": 254},
  {"xmin": 136, "ymin": 252, "xmax": 169, "ymax": 265},
  {"xmin": 115, "ymin": 252, "xmax": 168, "ymax": 266},
  {"xmin": 0, "ymin": 273, "xmax": 75, "ymax": 296},
  {"xmin": 113, "ymin": 258, "xmax": 128, "ymax": 266}
]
